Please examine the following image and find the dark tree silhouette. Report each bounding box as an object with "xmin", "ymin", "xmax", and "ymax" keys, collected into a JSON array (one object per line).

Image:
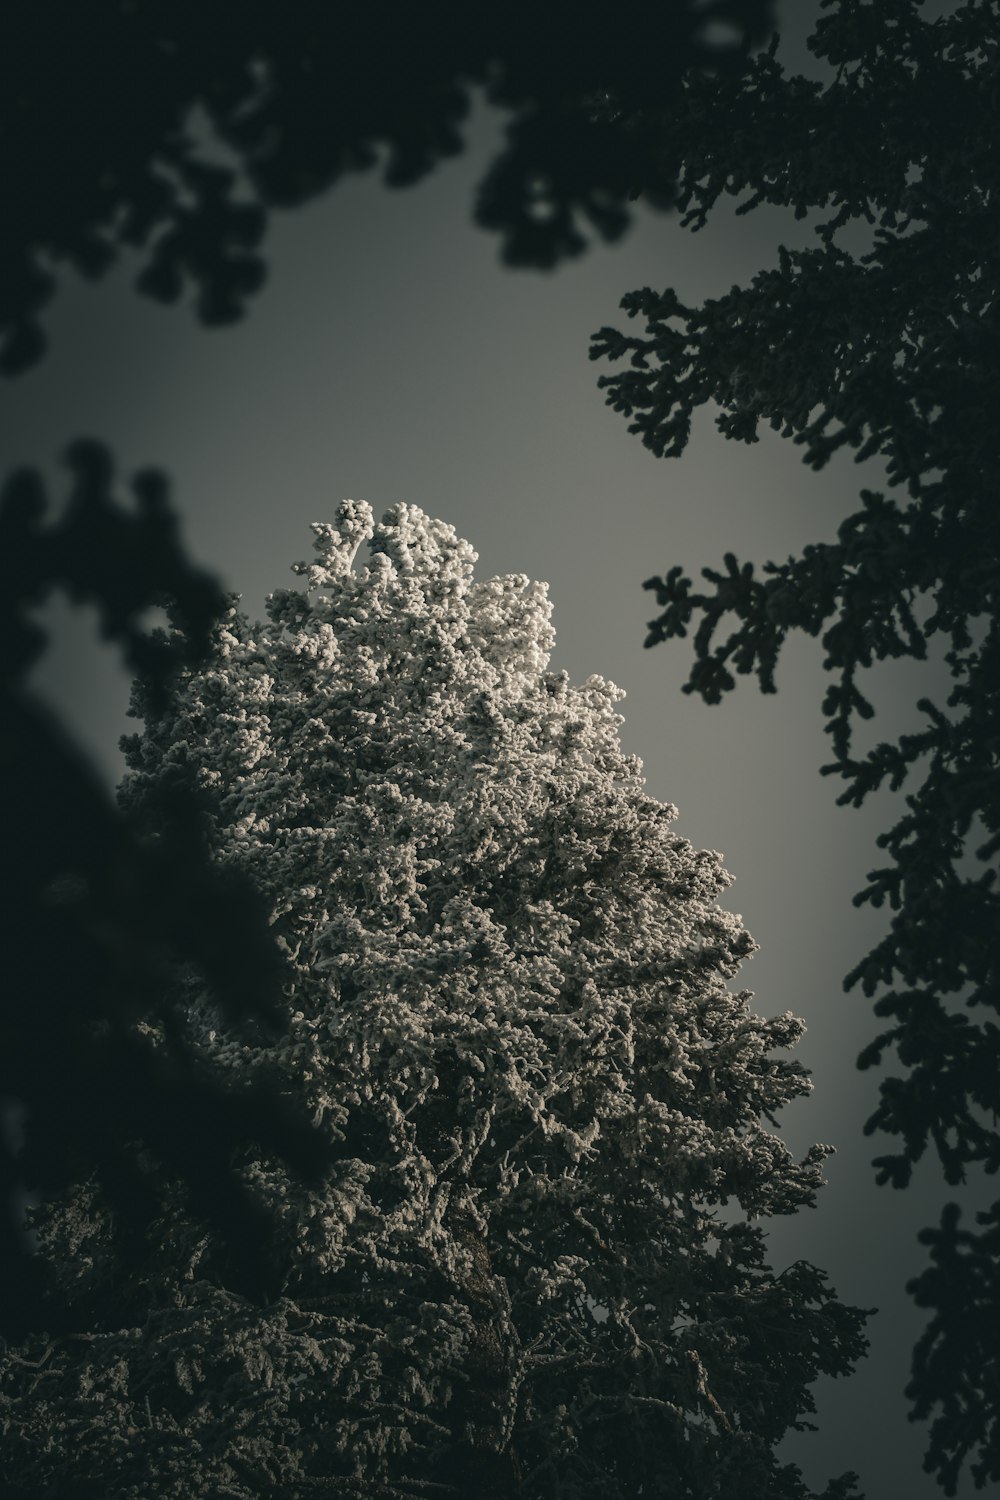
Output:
[
  {"xmin": 1, "ymin": 0, "xmax": 777, "ymax": 1347},
  {"xmin": 0, "ymin": 0, "xmax": 775, "ymax": 375},
  {"xmin": 591, "ymin": 2, "xmax": 999, "ymax": 1492},
  {"xmin": 0, "ymin": 442, "xmax": 335, "ymax": 1342}
]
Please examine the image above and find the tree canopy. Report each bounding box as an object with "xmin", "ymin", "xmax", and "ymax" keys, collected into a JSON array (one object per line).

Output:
[
  {"xmin": 0, "ymin": 504, "xmax": 868, "ymax": 1500},
  {"xmin": 590, "ymin": 2, "xmax": 999, "ymax": 1492}
]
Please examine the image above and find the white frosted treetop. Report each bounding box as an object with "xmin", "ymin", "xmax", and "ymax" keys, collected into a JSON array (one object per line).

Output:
[{"xmin": 23, "ymin": 501, "xmax": 863, "ymax": 1500}]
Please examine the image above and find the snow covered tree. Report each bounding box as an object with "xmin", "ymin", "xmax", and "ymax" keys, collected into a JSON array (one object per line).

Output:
[{"xmin": 0, "ymin": 502, "xmax": 868, "ymax": 1499}]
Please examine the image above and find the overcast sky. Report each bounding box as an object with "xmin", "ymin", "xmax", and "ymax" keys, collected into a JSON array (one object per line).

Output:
[{"xmin": 6, "ymin": 7, "xmax": 984, "ymax": 1496}]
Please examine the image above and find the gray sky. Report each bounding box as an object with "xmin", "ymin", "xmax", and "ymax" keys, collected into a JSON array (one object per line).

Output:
[{"xmin": 6, "ymin": 11, "xmax": 985, "ymax": 1496}]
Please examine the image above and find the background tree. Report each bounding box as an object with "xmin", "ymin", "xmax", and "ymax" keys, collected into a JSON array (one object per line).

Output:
[
  {"xmin": 1, "ymin": 0, "xmax": 778, "ymax": 1343},
  {"xmin": 590, "ymin": 2, "xmax": 999, "ymax": 1492},
  {"xmin": 1, "ymin": 503, "xmax": 868, "ymax": 1500}
]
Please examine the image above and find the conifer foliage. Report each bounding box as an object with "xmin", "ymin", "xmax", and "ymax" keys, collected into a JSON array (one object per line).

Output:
[
  {"xmin": 590, "ymin": 5, "xmax": 999, "ymax": 1489},
  {"xmin": 0, "ymin": 504, "xmax": 867, "ymax": 1498}
]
